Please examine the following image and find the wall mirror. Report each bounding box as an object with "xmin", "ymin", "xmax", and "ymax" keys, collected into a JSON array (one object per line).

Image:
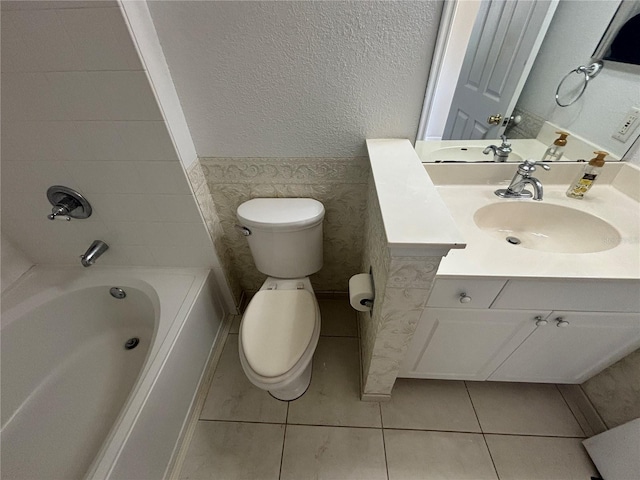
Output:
[{"xmin": 419, "ymin": 0, "xmax": 640, "ymax": 161}]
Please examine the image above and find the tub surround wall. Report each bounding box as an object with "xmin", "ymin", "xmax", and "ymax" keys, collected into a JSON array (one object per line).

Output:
[
  {"xmin": 1, "ymin": 234, "xmax": 33, "ymax": 293},
  {"xmin": 199, "ymin": 157, "xmax": 369, "ymax": 298},
  {"xmin": 359, "ymin": 140, "xmax": 463, "ymax": 399},
  {"xmin": 0, "ymin": 2, "xmax": 230, "ymax": 299},
  {"xmin": 581, "ymin": 348, "xmax": 640, "ymax": 429}
]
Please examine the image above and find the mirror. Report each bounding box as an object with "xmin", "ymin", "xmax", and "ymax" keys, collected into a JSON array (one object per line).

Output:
[
  {"xmin": 592, "ymin": 0, "xmax": 640, "ymax": 66},
  {"xmin": 421, "ymin": 0, "xmax": 640, "ymax": 161}
]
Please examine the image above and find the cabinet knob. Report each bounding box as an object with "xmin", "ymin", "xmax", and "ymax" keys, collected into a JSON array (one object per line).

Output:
[
  {"xmin": 535, "ymin": 316, "xmax": 548, "ymax": 326},
  {"xmin": 459, "ymin": 293, "xmax": 472, "ymax": 304},
  {"xmin": 555, "ymin": 317, "xmax": 570, "ymax": 327}
]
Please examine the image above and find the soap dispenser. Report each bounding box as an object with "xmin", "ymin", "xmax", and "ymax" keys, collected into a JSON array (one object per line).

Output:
[
  {"xmin": 542, "ymin": 131, "xmax": 569, "ymax": 161},
  {"xmin": 566, "ymin": 151, "xmax": 608, "ymax": 199}
]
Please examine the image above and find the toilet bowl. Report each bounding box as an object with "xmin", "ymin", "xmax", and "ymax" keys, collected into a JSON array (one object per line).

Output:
[
  {"xmin": 238, "ymin": 277, "xmax": 321, "ymax": 400},
  {"xmin": 236, "ymin": 198, "xmax": 325, "ymax": 400}
]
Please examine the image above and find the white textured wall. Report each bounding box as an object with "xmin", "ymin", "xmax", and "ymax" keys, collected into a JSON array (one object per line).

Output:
[
  {"xmin": 1, "ymin": 233, "xmax": 33, "ymax": 293},
  {"xmin": 147, "ymin": 1, "xmax": 443, "ymax": 157},
  {"xmin": 517, "ymin": 0, "xmax": 639, "ymax": 157}
]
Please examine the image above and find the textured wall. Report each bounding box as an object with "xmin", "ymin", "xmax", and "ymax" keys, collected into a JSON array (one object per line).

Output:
[
  {"xmin": 581, "ymin": 348, "xmax": 640, "ymax": 429},
  {"xmin": 516, "ymin": 0, "xmax": 638, "ymax": 157},
  {"xmin": 200, "ymin": 157, "xmax": 370, "ymax": 297},
  {"xmin": 147, "ymin": 1, "xmax": 443, "ymax": 157}
]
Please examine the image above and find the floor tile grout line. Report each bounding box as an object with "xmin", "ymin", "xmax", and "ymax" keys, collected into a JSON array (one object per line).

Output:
[
  {"xmin": 463, "ymin": 381, "xmax": 484, "ymax": 433},
  {"xmin": 464, "ymin": 381, "xmax": 502, "ymax": 479},
  {"xmin": 379, "ymin": 404, "xmax": 390, "ymax": 480},
  {"xmin": 555, "ymin": 383, "xmax": 588, "ymax": 437},
  {"xmin": 278, "ymin": 403, "xmax": 289, "ymax": 480},
  {"xmin": 197, "ymin": 418, "xmax": 587, "ymax": 438},
  {"xmin": 482, "ymin": 433, "xmax": 501, "ymax": 480}
]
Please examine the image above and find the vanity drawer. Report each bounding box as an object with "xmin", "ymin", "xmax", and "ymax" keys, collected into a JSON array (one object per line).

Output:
[
  {"xmin": 493, "ymin": 279, "xmax": 640, "ymax": 313},
  {"xmin": 427, "ymin": 278, "xmax": 507, "ymax": 309}
]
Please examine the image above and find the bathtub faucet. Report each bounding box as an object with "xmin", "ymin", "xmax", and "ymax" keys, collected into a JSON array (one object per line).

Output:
[{"xmin": 81, "ymin": 240, "xmax": 109, "ymax": 267}]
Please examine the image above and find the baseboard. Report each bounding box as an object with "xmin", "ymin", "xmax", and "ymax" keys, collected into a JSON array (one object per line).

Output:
[
  {"xmin": 165, "ymin": 314, "xmax": 235, "ymax": 480},
  {"xmin": 557, "ymin": 384, "xmax": 608, "ymax": 437},
  {"xmin": 360, "ymin": 392, "xmax": 392, "ymax": 402}
]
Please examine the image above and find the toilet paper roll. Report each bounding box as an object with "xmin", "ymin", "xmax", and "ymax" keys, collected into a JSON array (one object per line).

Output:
[{"xmin": 349, "ymin": 273, "xmax": 374, "ymax": 312}]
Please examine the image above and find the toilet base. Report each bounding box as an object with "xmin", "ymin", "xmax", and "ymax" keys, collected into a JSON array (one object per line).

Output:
[{"xmin": 268, "ymin": 359, "xmax": 313, "ymax": 401}]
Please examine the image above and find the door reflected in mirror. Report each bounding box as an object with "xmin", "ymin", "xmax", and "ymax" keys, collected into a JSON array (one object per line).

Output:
[{"xmin": 420, "ymin": 0, "xmax": 640, "ymax": 161}]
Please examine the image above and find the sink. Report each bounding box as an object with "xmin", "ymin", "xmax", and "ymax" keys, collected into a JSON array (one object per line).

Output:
[
  {"xmin": 473, "ymin": 203, "xmax": 621, "ymax": 253},
  {"xmin": 429, "ymin": 146, "xmax": 523, "ymax": 163}
]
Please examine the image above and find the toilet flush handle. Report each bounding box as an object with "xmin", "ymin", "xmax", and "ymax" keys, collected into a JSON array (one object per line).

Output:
[{"xmin": 235, "ymin": 224, "xmax": 252, "ymax": 236}]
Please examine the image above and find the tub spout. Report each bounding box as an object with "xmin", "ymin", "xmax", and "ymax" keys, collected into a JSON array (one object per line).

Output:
[{"xmin": 81, "ymin": 240, "xmax": 109, "ymax": 267}]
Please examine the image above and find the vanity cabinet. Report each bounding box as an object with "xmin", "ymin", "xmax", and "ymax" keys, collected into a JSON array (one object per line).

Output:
[
  {"xmin": 399, "ymin": 278, "xmax": 640, "ymax": 384},
  {"xmin": 401, "ymin": 308, "xmax": 549, "ymax": 381},
  {"xmin": 488, "ymin": 311, "xmax": 640, "ymax": 383}
]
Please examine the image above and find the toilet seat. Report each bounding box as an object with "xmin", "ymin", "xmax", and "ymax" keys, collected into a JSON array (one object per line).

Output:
[{"xmin": 241, "ymin": 289, "xmax": 316, "ymax": 378}]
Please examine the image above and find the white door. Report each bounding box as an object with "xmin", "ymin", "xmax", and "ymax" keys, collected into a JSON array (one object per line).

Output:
[
  {"xmin": 442, "ymin": 0, "xmax": 557, "ymax": 140},
  {"xmin": 399, "ymin": 308, "xmax": 547, "ymax": 381},
  {"xmin": 489, "ymin": 311, "xmax": 640, "ymax": 383}
]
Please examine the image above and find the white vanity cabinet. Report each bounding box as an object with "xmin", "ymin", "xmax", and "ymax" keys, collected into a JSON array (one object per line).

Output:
[
  {"xmin": 400, "ymin": 308, "xmax": 549, "ymax": 380},
  {"xmin": 488, "ymin": 311, "xmax": 640, "ymax": 383},
  {"xmin": 399, "ymin": 278, "xmax": 640, "ymax": 384}
]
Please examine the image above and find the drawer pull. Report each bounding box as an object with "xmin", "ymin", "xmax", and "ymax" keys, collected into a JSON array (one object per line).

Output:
[
  {"xmin": 535, "ymin": 316, "xmax": 548, "ymax": 326},
  {"xmin": 459, "ymin": 293, "xmax": 472, "ymax": 304},
  {"xmin": 556, "ymin": 317, "xmax": 570, "ymax": 327}
]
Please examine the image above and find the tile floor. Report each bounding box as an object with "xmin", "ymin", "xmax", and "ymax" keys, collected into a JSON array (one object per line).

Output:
[{"xmin": 178, "ymin": 299, "xmax": 599, "ymax": 480}]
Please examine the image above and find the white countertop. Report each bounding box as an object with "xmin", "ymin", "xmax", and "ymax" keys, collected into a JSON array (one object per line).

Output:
[
  {"xmin": 426, "ymin": 163, "xmax": 640, "ymax": 280},
  {"xmin": 366, "ymin": 139, "xmax": 466, "ymax": 257}
]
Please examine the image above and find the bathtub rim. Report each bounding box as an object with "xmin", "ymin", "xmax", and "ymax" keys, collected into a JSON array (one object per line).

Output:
[{"xmin": 1, "ymin": 265, "xmax": 219, "ymax": 480}]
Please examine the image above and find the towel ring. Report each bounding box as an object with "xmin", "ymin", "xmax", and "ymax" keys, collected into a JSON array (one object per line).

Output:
[{"xmin": 555, "ymin": 61, "xmax": 603, "ymax": 107}]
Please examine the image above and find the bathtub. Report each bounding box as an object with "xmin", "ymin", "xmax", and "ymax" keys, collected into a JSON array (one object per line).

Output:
[{"xmin": 1, "ymin": 265, "xmax": 227, "ymax": 480}]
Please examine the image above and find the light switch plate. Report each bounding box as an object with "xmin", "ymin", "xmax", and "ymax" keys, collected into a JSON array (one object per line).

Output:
[{"xmin": 612, "ymin": 106, "xmax": 640, "ymax": 142}]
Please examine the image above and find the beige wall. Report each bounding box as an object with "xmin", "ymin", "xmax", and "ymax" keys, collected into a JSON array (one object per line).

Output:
[{"xmin": 198, "ymin": 157, "xmax": 370, "ymax": 301}]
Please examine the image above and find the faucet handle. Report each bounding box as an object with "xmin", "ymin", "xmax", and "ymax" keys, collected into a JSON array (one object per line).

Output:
[
  {"xmin": 520, "ymin": 159, "xmax": 551, "ymax": 173},
  {"xmin": 500, "ymin": 134, "xmax": 510, "ymax": 146}
]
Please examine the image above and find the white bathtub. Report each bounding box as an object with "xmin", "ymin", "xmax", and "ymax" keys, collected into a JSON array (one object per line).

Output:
[{"xmin": 1, "ymin": 266, "xmax": 227, "ymax": 480}]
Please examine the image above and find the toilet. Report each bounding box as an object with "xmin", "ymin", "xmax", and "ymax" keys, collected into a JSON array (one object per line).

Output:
[{"xmin": 236, "ymin": 198, "xmax": 325, "ymax": 401}]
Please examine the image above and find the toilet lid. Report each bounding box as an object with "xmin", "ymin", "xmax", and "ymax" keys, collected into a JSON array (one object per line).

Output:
[{"xmin": 241, "ymin": 289, "xmax": 316, "ymax": 378}]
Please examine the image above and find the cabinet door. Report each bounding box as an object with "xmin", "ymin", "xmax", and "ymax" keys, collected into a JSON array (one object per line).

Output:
[
  {"xmin": 489, "ymin": 311, "xmax": 640, "ymax": 384},
  {"xmin": 399, "ymin": 308, "xmax": 547, "ymax": 381}
]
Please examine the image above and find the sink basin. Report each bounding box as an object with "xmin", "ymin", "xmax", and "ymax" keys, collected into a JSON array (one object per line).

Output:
[
  {"xmin": 429, "ymin": 146, "xmax": 523, "ymax": 163},
  {"xmin": 474, "ymin": 203, "xmax": 621, "ymax": 253}
]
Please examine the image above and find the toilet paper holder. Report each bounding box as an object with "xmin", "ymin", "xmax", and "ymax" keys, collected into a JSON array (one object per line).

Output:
[{"xmin": 349, "ymin": 272, "xmax": 375, "ymax": 312}]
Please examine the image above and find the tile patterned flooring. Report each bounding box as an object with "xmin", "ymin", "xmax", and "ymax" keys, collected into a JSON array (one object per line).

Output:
[{"xmin": 178, "ymin": 299, "xmax": 599, "ymax": 479}]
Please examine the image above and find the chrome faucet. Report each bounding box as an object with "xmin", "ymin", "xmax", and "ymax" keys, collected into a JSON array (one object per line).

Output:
[
  {"xmin": 495, "ymin": 159, "xmax": 550, "ymax": 201},
  {"xmin": 483, "ymin": 135, "xmax": 512, "ymax": 162},
  {"xmin": 81, "ymin": 240, "xmax": 109, "ymax": 267}
]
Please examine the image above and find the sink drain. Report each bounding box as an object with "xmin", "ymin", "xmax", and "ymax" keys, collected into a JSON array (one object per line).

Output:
[
  {"xmin": 506, "ymin": 236, "xmax": 521, "ymax": 245},
  {"xmin": 124, "ymin": 337, "xmax": 140, "ymax": 350}
]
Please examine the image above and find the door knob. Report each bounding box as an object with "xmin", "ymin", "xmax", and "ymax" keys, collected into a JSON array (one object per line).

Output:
[{"xmin": 487, "ymin": 114, "xmax": 503, "ymax": 125}]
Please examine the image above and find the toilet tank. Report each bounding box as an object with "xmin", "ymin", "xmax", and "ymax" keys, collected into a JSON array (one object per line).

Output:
[{"xmin": 237, "ymin": 198, "xmax": 324, "ymax": 278}]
